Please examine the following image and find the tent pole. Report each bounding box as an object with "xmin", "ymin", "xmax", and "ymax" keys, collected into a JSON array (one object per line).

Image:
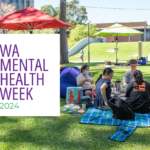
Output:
[
  {"xmin": 116, "ymin": 35, "xmax": 117, "ymax": 64},
  {"xmin": 115, "ymin": 35, "xmax": 119, "ymax": 65}
]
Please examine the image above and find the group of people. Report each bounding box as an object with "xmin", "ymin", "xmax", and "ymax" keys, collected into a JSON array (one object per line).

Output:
[{"xmin": 76, "ymin": 59, "xmax": 150, "ymax": 113}]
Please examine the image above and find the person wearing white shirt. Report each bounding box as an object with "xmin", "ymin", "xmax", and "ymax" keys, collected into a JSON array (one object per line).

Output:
[
  {"xmin": 76, "ymin": 64, "xmax": 94, "ymax": 97},
  {"xmin": 123, "ymin": 59, "xmax": 137, "ymax": 86}
]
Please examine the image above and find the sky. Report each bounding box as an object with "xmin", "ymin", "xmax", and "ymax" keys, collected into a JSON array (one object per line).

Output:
[{"xmin": 35, "ymin": 0, "xmax": 150, "ymax": 25}]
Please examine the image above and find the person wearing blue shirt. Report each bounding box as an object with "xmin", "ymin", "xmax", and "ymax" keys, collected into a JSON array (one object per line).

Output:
[
  {"xmin": 80, "ymin": 48, "xmax": 84, "ymax": 62},
  {"xmin": 94, "ymin": 68, "xmax": 114, "ymax": 108}
]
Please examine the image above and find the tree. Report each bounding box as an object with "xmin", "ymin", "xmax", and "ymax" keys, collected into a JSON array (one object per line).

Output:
[
  {"xmin": 0, "ymin": 2, "xmax": 17, "ymax": 34},
  {"xmin": 8, "ymin": 29, "xmax": 55, "ymax": 34},
  {"xmin": 66, "ymin": 0, "xmax": 87, "ymax": 27},
  {"xmin": 33, "ymin": 29, "xmax": 55, "ymax": 34},
  {"xmin": 54, "ymin": 7, "xmax": 60, "ymax": 19},
  {"xmin": 40, "ymin": 5, "xmax": 59, "ymax": 19},
  {"xmin": 60, "ymin": 0, "xmax": 68, "ymax": 64},
  {"xmin": 68, "ymin": 24, "xmax": 99, "ymax": 49},
  {"xmin": 0, "ymin": 2, "xmax": 17, "ymax": 16},
  {"xmin": 40, "ymin": 1, "xmax": 88, "ymax": 27}
]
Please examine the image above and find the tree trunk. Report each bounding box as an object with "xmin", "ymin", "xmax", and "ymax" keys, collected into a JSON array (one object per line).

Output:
[{"xmin": 59, "ymin": 0, "xmax": 68, "ymax": 64}]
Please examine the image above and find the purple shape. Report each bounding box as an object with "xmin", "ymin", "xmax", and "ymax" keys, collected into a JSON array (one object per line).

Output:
[{"xmin": 60, "ymin": 67, "xmax": 80, "ymax": 98}]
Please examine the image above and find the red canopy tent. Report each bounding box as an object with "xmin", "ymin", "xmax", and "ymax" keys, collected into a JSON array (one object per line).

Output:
[{"xmin": 0, "ymin": 6, "xmax": 71, "ymax": 33}]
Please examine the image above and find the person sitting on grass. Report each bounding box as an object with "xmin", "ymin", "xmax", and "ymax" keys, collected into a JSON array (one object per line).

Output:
[
  {"xmin": 123, "ymin": 59, "xmax": 137, "ymax": 86},
  {"xmin": 126, "ymin": 70, "xmax": 150, "ymax": 113},
  {"xmin": 76, "ymin": 64, "xmax": 94, "ymax": 98},
  {"xmin": 94, "ymin": 68, "xmax": 114, "ymax": 108}
]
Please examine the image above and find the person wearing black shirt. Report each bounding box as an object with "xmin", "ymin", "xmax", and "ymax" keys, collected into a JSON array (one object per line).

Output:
[{"xmin": 126, "ymin": 70, "xmax": 150, "ymax": 113}]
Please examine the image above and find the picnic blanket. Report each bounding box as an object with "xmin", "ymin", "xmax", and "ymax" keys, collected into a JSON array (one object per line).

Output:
[{"xmin": 79, "ymin": 108, "xmax": 150, "ymax": 141}]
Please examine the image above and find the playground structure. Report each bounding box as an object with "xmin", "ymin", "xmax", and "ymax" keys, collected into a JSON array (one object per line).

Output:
[{"xmin": 68, "ymin": 37, "xmax": 106, "ymax": 57}]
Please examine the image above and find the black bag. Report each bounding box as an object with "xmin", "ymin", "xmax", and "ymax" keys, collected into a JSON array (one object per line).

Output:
[
  {"xmin": 108, "ymin": 96, "xmax": 135, "ymax": 120},
  {"xmin": 81, "ymin": 96, "xmax": 93, "ymax": 108}
]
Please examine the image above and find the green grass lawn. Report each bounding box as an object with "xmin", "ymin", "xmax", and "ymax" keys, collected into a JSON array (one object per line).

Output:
[
  {"xmin": 1, "ymin": 62, "xmax": 150, "ymax": 149},
  {"xmin": 59, "ymin": 62, "xmax": 150, "ymax": 150},
  {"xmin": 69, "ymin": 42, "xmax": 150, "ymax": 61}
]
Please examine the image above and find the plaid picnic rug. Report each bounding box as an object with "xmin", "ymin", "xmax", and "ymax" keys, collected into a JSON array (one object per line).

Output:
[{"xmin": 79, "ymin": 108, "xmax": 150, "ymax": 142}]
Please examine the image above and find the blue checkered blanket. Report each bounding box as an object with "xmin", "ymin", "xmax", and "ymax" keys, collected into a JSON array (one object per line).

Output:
[{"xmin": 79, "ymin": 108, "xmax": 150, "ymax": 141}]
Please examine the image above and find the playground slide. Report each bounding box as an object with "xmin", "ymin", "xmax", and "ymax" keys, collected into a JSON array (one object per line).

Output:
[{"xmin": 68, "ymin": 37, "xmax": 106, "ymax": 57}]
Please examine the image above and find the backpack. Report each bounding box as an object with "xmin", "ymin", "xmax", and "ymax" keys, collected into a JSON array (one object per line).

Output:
[
  {"xmin": 108, "ymin": 96, "xmax": 135, "ymax": 120},
  {"xmin": 81, "ymin": 96, "xmax": 93, "ymax": 108}
]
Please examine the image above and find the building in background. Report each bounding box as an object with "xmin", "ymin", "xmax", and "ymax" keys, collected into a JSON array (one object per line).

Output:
[
  {"xmin": 96, "ymin": 21, "xmax": 150, "ymax": 42},
  {"xmin": 0, "ymin": 0, "xmax": 34, "ymax": 11},
  {"xmin": 54, "ymin": 21, "xmax": 150, "ymax": 40}
]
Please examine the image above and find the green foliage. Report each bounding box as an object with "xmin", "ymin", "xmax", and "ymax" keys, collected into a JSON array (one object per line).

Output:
[
  {"xmin": 40, "ymin": 5, "xmax": 58, "ymax": 18},
  {"xmin": 66, "ymin": 0, "xmax": 87, "ymax": 26},
  {"xmin": 8, "ymin": 30, "xmax": 30, "ymax": 34},
  {"xmin": 54, "ymin": 7, "xmax": 60, "ymax": 19},
  {"xmin": 40, "ymin": 1, "xmax": 87, "ymax": 27},
  {"xmin": 8, "ymin": 29, "xmax": 55, "ymax": 34},
  {"xmin": 33, "ymin": 29, "xmax": 55, "ymax": 34},
  {"xmin": 68, "ymin": 24, "xmax": 99, "ymax": 49}
]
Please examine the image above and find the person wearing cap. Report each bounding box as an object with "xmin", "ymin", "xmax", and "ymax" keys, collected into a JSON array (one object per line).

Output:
[{"xmin": 123, "ymin": 59, "xmax": 137, "ymax": 86}]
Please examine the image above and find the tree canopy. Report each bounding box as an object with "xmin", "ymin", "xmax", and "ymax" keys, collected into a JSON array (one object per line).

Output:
[
  {"xmin": 40, "ymin": 1, "xmax": 88, "ymax": 27},
  {"xmin": 40, "ymin": 5, "xmax": 59, "ymax": 19},
  {"xmin": 66, "ymin": 0, "xmax": 87, "ymax": 26},
  {"xmin": 68, "ymin": 24, "xmax": 99, "ymax": 49},
  {"xmin": 0, "ymin": 2, "xmax": 17, "ymax": 34}
]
